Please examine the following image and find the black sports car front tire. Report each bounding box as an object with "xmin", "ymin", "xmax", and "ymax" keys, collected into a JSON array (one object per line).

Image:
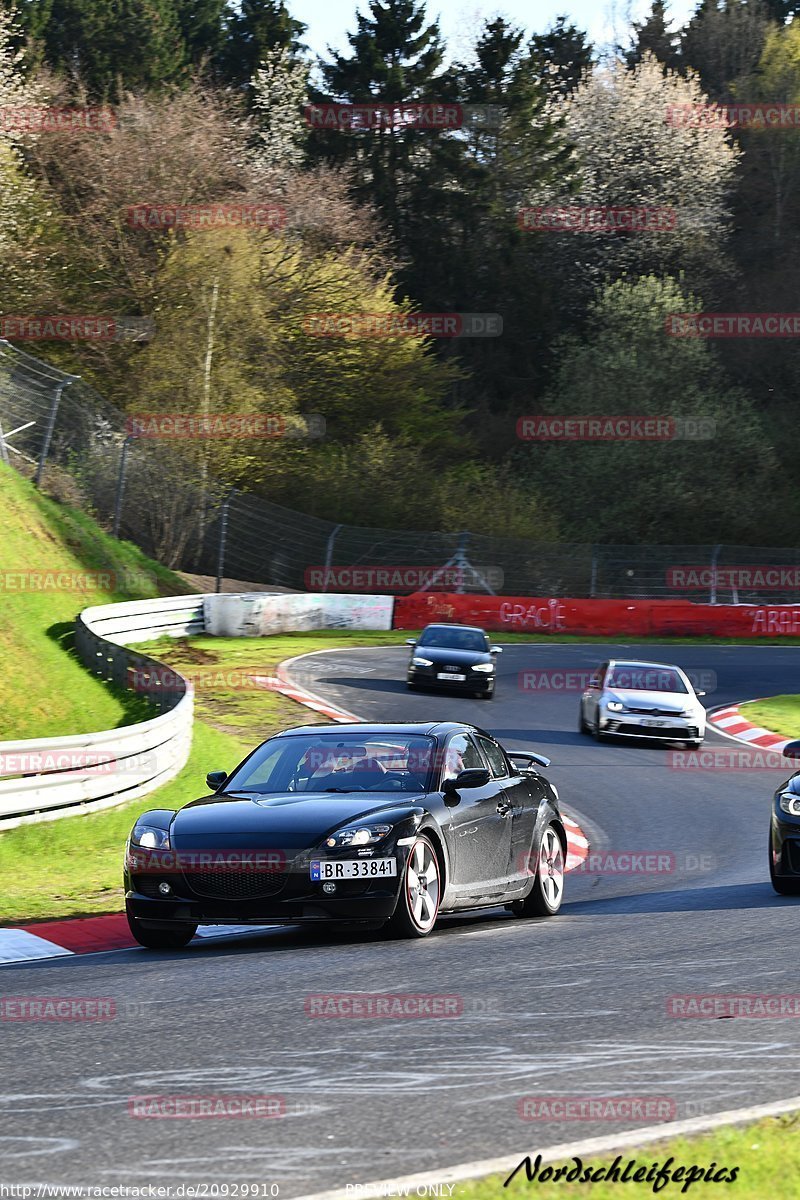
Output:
[
  {"xmin": 127, "ymin": 911, "xmax": 198, "ymax": 949},
  {"xmin": 769, "ymin": 831, "xmax": 800, "ymax": 896}
]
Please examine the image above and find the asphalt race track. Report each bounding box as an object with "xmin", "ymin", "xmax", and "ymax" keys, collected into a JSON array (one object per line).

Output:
[{"xmin": 4, "ymin": 642, "xmax": 800, "ymax": 1194}]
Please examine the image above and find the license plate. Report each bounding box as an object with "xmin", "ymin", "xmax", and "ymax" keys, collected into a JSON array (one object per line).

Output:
[
  {"xmin": 310, "ymin": 858, "xmax": 397, "ymax": 881},
  {"xmin": 437, "ymin": 672, "xmax": 466, "ymax": 681},
  {"xmin": 641, "ymin": 719, "xmax": 666, "ymax": 727}
]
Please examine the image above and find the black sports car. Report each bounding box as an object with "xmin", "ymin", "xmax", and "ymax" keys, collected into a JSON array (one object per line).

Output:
[
  {"xmin": 769, "ymin": 739, "xmax": 800, "ymax": 895},
  {"xmin": 125, "ymin": 721, "xmax": 566, "ymax": 947},
  {"xmin": 406, "ymin": 623, "xmax": 502, "ymax": 698}
]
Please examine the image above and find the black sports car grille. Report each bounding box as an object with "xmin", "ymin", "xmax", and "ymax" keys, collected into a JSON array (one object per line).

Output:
[
  {"xmin": 183, "ymin": 870, "xmax": 287, "ymax": 900},
  {"xmin": 626, "ymin": 707, "xmax": 684, "ymax": 716}
]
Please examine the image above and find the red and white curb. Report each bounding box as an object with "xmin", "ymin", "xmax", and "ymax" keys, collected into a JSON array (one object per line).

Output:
[
  {"xmin": 248, "ymin": 665, "xmax": 361, "ymax": 723},
  {"xmin": 708, "ymin": 701, "xmax": 790, "ymax": 751},
  {"xmin": 0, "ymin": 913, "xmax": 264, "ymax": 965}
]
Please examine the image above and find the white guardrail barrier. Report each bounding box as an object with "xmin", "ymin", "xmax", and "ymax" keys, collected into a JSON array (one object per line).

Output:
[{"xmin": 0, "ymin": 592, "xmax": 394, "ymax": 829}]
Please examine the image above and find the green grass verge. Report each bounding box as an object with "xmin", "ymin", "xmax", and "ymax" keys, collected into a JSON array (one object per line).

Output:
[
  {"xmin": 0, "ymin": 464, "xmax": 193, "ymax": 740},
  {"xmin": 454, "ymin": 1113, "xmax": 800, "ymax": 1198},
  {"xmin": 740, "ymin": 696, "xmax": 800, "ymax": 740}
]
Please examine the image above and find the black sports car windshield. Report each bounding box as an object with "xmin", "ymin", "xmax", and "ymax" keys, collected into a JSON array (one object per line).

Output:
[
  {"xmin": 418, "ymin": 627, "xmax": 488, "ymax": 652},
  {"xmin": 607, "ymin": 665, "xmax": 688, "ymax": 694},
  {"xmin": 222, "ymin": 733, "xmax": 438, "ymax": 795}
]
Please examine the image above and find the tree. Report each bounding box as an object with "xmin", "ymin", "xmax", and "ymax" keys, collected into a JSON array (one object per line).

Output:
[
  {"xmin": 249, "ymin": 44, "xmax": 309, "ymax": 173},
  {"xmin": 15, "ymin": 0, "xmax": 189, "ymax": 99},
  {"xmin": 173, "ymin": 0, "xmax": 226, "ymax": 72},
  {"xmin": 542, "ymin": 53, "xmax": 740, "ymax": 306},
  {"xmin": 681, "ymin": 0, "xmax": 773, "ymax": 100},
  {"xmin": 625, "ymin": 0, "xmax": 681, "ymax": 70},
  {"xmin": 222, "ymin": 0, "xmax": 306, "ymax": 90},
  {"xmin": 529, "ymin": 16, "xmax": 593, "ymax": 96},
  {"xmin": 512, "ymin": 276, "xmax": 776, "ymax": 543}
]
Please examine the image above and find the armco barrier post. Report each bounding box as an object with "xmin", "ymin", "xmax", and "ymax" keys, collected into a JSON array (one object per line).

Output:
[{"xmin": 112, "ymin": 435, "xmax": 136, "ymax": 539}]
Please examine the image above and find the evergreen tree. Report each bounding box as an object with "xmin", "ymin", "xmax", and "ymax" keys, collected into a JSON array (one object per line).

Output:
[
  {"xmin": 173, "ymin": 0, "xmax": 226, "ymax": 72},
  {"xmin": 625, "ymin": 0, "xmax": 681, "ymax": 70},
  {"xmin": 223, "ymin": 0, "xmax": 306, "ymax": 89},
  {"xmin": 529, "ymin": 15, "xmax": 593, "ymax": 95}
]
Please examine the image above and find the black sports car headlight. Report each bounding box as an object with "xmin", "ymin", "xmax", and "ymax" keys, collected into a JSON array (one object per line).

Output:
[
  {"xmin": 130, "ymin": 823, "xmax": 171, "ymax": 850},
  {"xmin": 779, "ymin": 793, "xmax": 800, "ymax": 817},
  {"xmin": 324, "ymin": 824, "xmax": 392, "ymax": 849}
]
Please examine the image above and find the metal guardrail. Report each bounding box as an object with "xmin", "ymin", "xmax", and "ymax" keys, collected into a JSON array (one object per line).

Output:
[{"xmin": 0, "ymin": 596, "xmax": 204, "ymax": 829}]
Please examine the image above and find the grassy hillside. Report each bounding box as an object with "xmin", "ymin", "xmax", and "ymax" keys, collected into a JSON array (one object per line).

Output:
[{"xmin": 0, "ymin": 464, "xmax": 193, "ymax": 739}]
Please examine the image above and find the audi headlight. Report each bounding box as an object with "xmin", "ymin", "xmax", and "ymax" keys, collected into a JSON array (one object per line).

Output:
[
  {"xmin": 779, "ymin": 793, "xmax": 800, "ymax": 817},
  {"xmin": 412, "ymin": 656, "xmax": 433, "ymax": 667},
  {"xmin": 606, "ymin": 700, "xmax": 625, "ymax": 712},
  {"xmin": 325, "ymin": 824, "xmax": 392, "ymax": 848},
  {"xmin": 472, "ymin": 663, "xmax": 494, "ymax": 673},
  {"xmin": 130, "ymin": 824, "xmax": 171, "ymax": 850}
]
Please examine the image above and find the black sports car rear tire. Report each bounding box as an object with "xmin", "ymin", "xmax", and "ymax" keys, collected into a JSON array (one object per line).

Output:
[
  {"xmin": 517, "ymin": 824, "xmax": 565, "ymax": 917},
  {"xmin": 127, "ymin": 912, "xmax": 198, "ymax": 949}
]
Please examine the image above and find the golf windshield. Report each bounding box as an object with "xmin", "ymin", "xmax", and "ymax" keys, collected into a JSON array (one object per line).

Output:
[
  {"xmin": 607, "ymin": 666, "xmax": 688, "ymax": 693},
  {"xmin": 222, "ymin": 733, "xmax": 439, "ymax": 794}
]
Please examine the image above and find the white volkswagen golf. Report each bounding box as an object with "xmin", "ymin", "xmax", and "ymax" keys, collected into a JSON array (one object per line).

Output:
[{"xmin": 579, "ymin": 659, "xmax": 706, "ymax": 747}]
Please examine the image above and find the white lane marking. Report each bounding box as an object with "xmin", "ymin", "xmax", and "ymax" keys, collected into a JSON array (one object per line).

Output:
[
  {"xmin": 0, "ymin": 930, "xmax": 75, "ymax": 964},
  {"xmin": 297, "ymin": 1093, "xmax": 800, "ymax": 1200}
]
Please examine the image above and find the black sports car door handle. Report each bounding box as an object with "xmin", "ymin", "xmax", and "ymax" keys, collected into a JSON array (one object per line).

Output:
[{"xmin": 496, "ymin": 800, "xmax": 512, "ymax": 816}]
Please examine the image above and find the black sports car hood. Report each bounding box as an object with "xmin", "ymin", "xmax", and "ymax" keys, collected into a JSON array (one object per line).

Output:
[
  {"xmin": 171, "ymin": 792, "xmax": 425, "ymax": 849},
  {"xmin": 412, "ymin": 646, "xmax": 491, "ymax": 666}
]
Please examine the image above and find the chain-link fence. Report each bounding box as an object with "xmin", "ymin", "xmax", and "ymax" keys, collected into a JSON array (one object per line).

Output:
[{"xmin": 3, "ymin": 337, "xmax": 800, "ymax": 602}]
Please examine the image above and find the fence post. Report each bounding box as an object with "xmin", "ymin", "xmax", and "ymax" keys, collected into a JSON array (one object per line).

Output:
[
  {"xmin": 35, "ymin": 376, "xmax": 77, "ymax": 487},
  {"xmin": 590, "ymin": 548, "xmax": 598, "ymax": 598},
  {"xmin": 710, "ymin": 543, "xmax": 721, "ymax": 605},
  {"xmin": 322, "ymin": 524, "xmax": 342, "ymax": 593},
  {"xmin": 216, "ymin": 489, "xmax": 238, "ymax": 593},
  {"xmin": 0, "ymin": 417, "xmax": 9, "ymax": 467},
  {"xmin": 112, "ymin": 435, "xmax": 135, "ymax": 538}
]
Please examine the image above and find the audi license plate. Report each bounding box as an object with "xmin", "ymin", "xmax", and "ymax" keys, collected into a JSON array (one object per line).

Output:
[
  {"xmin": 311, "ymin": 858, "xmax": 397, "ymax": 881},
  {"xmin": 437, "ymin": 672, "xmax": 466, "ymax": 681}
]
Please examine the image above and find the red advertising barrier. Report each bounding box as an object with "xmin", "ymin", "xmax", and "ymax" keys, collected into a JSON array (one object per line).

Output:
[{"xmin": 393, "ymin": 593, "xmax": 800, "ymax": 638}]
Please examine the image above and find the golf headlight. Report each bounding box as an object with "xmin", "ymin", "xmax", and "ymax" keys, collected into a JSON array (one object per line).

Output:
[
  {"xmin": 131, "ymin": 824, "xmax": 171, "ymax": 850},
  {"xmin": 412, "ymin": 656, "xmax": 433, "ymax": 667},
  {"xmin": 325, "ymin": 824, "xmax": 392, "ymax": 848},
  {"xmin": 606, "ymin": 700, "xmax": 625, "ymax": 712},
  {"xmin": 779, "ymin": 793, "xmax": 800, "ymax": 817},
  {"xmin": 472, "ymin": 662, "xmax": 494, "ymax": 673}
]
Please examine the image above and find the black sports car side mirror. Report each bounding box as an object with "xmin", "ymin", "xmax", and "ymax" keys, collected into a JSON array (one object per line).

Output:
[
  {"xmin": 443, "ymin": 767, "xmax": 491, "ymax": 801},
  {"xmin": 206, "ymin": 770, "xmax": 228, "ymax": 791},
  {"xmin": 783, "ymin": 741, "xmax": 800, "ymax": 760}
]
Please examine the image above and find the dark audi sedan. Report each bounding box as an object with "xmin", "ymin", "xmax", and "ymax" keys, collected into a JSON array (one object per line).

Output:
[
  {"xmin": 406, "ymin": 623, "xmax": 502, "ymax": 698},
  {"xmin": 125, "ymin": 722, "xmax": 566, "ymax": 947},
  {"xmin": 769, "ymin": 739, "xmax": 800, "ymax": 895}
]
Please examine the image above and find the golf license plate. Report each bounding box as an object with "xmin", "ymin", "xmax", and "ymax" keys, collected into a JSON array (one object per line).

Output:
[
  {"xmin": 641, "ymin": 719, "xmax": 666, "ymax": 727},
  {"xmin": 311, "ymin": 858, "xmax": 397, "ymax": 881},
  {"xmin": 437, "ymin": 672, "xmax": 466, "ymax": 681}
]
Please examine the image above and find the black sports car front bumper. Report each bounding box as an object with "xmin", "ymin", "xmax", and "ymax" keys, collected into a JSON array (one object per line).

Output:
[{"xmin": 407, "ymin": 666, "xmax": 494, "ymax": 692}]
